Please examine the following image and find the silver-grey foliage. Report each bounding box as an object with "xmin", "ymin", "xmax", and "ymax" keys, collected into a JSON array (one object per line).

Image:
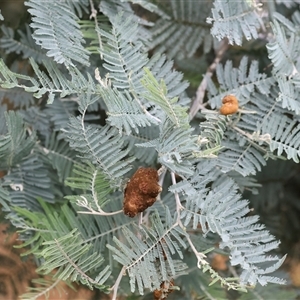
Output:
[{"xmin": 1, "ymin": 0, "xmax": 298, "ymax": 299}]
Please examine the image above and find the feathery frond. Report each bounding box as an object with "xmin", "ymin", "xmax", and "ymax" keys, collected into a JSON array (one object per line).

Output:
[
  {"xmin": 107, "ymin": 208, "xmax": 188, "ymax": 294},
  {"xmin": 65, "ymin": 163, "xmax": 112, "ymax": 213},
  {"xmin": 178, "ymin": 177, "xmax": 286, "ymax": 286},
  {"xmin": 0, "ymin": 24, "xmax": 49, "ymax": 63},
  {"xmin": 0, "ymin": 111, "xmax": 36, "ymax": 169},
  {"xmin": 100, "ymin": 0, "xmax": 153, "ymax": 43},
  {"xmin": 99, "ymin": 83, "xmax": 158, "ymax": 135},
  {"xmin": 40, "ymin": 133, "xmax": 78, "ymax": 183},
  {"xmin": 137, "ymin": 118, "xmax": 199, "ymax": 177},
  {"xmin": 0, "ymin": 186, "xmax": 11, "ymax": 212},
  {"xmin": 124, "ymin": 125, "xmax": 159, "ymax": 164},
  {"xmin": 25, "ymin": 0, "xmax": 90, "ymax": 66},
  {"xmin": 14, "ymin": 201, "xmax": 111, "ymax": 290},
  {"xmin": 207, "ymin": 0, "xmax": 262, "ymax": 46},
  {"xmin": 207, "ymin": 57, "xmax": 274, "ymax": 109},
  {"xmin": 44, "ymin": 98, "xmax": 78, "ymax": 135},
  {"xmin": 146, "ymin": 0, "xmax": 213, "ymax": 59},
  {"xmin": 266, "ymin": 18, "xmax": 299, "ymax": 76},
  {"xmin": 98, "ymin": 12, "xmax": 149, "ymax": 92},
  {"xmin": 63, "ymin": 93, "xmax": 135, "ymax": 188},
  {"xmin": 20, "ymin": 106, "xmax": 50, "ymax": 139},
  {"xmin": 266, "ymin": 14, "xmax": 300, "ymax": 115},
  {"xmin": 217, "ymin": 139, "xmax": 267, "ymax": 176},
  {"xmin": 141, "ymin": 68, "xmax": 189, "ymax": 129},
  {"xmin": 261, "ymin": 114, "xmax": 300, "ymax": 162}
]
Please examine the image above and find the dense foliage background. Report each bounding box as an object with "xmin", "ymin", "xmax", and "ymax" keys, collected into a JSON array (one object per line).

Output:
[{"xmin": 1, "ymin": 0, "xmax": 300, "ymax": 299}]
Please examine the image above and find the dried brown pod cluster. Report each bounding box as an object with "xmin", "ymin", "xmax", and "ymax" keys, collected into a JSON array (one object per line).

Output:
[
  {"xmin": 123, "ymin": 167, "xmax": 162, "ymax": 217},
  {"xmin": 219, "ymin": 94, "xmax": 239, "ymax": 115},
  {"xmin": 153, "ymin": 279, "xmax": 175, "ymax": 300}
]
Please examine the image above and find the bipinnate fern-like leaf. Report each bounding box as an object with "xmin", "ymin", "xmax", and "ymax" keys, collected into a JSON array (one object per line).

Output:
[
  {"xmin": 40, "ymin": 133, "xmax": 78, "ymax": 183},
  {"xmin": 0, "ymin": 111, "xmax": 36, "ymax": 169},
  {"xmin": 207, "ymin": 0, "xmax": 262, "ymax": 46},
  {"xmin": 266, "ymin": 17, "xmax": 299, "ymax": 76},
  {"xmin": 65, "ymin": 0, "xmax": 89, "ymax": 17},
  {"xmin": 261, "ymin": 114, "xmax": 300, "ymax": 163},
  {"xmin": 0, "ymin": 58, "xmax": 39, "ymax": 92},
  {"xmin": 99, "ymin": 85, "xmax": 158, "ymax": 135},
  {"xmin": 3, "ymin": 155, "xmax": 55, "ymax": 211},
  {"xmin": 63, "ymin": 93, "xmax": 135, "ymax": 188},
  {"xmin": 141, "ymin": 68, "xmax": 190, "ymax": 129},
  {"xmin": 107, "ymin": 208, "xmax": 188, "ymax": 294},
  {"xmin": 207, "ymin": 57, "xmax": 274, "ymax": 109},
  {"xmin": 37, "ymin": 229, "xmax": 111, "ymax": 289},
  {"xmin": 146, "ymin": 0, "xmax": 213, "ymax": 59},
  {"xmin": 124, "ymin": 125, "xmax": 159, "ymax": 164},
  {"xmin": 0, "ymin": 112, "xmax": 54, "ymax": 222},
  {"xmin": 95, "ymin": 13, "xmax": 163, "ymax": 134},
  {"xmin": 44, "ymin": 98, "xmax": 78, "ymax": 136},
  {"xmin": 20, "ymin": 106, "xmax": 50, "ymax": 139},
  {"xmin": 137, "ymin": 118, "xmax": 199, "ymax": 177},
  {"xmin": 217, "ymin": 139, "xmax": 267, "ymax": 176},
  {"xmin": 65, "ymin": 163, "xmax": 114, "ymax": 214},
  {"xmin": 147, "ymin": 53, "xmax": 190, "ymax": 100},
  {"xmin": 97, "ymin": 12, "xmax": 190, "ymax": 131},
  {"xmin": 276, "ymin": 76, "xmax": 300, "ymax": 115},
  {"xmin": 100, "ymin": 0, "xmax": 153, "ymax": 44},
  {"xmin": 0, "ymin": 24, "xmax": 49, "ymax": 64},
  {"xmin": 204, "ymin": 58, "xmax": 280, "ymax": 177},
  {"xmin": 25, "ymin": 0, "xmax": 90, "ymax": 66},
  {"xmin": 0, "ymin": 186, "xmax": 11, "ymax": 212},
  {"xmin": 13, "ymin": 202, "xmax": 111, "ymax": 291},
  {"xmin": 98, "ymin": 12, "xmax": 148, "ymax": 92},
  {"xmin": 266, "ymin": 14, "xmax": 300, "ymax": 115},
  {"xmin": 0, "ymin": 0, "xmax": 293, "ymax": 297},
  {"xmin": 0, "ymin": 57, "xmax": 92, "ymax": 104},
  {"xmin": 198, "ymin": 113, "xmax": 226, "ymax": 154},
  {"xmin": 174, "ymin": 177, "xmax": 286, "ymax": 286},
  {"xmin": 29, "ymin": 59, "xmax": 88, "ymax": 103}
]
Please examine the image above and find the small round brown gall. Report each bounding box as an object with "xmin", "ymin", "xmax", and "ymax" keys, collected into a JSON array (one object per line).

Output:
[{"xmin": 219, "ymin": 94, "xmax": 239, "ymax": 115}]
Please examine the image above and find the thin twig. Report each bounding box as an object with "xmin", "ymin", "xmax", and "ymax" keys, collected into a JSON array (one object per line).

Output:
[
  {"xmin": 189, "ymin": 40, "xmax": 229, "ymax": 120},
  {"xmin": 30, "ymin": 278, "xmax": 61, "ymax": 300},
  {"xmin": 76, "ymin": 195, "xmax": 124, "ymax": 216},
  {"xmin": 110, "ymin": 266, "xmax": 126, "ymax": 300},
  {"xmin": 77, "ymin": 209, "xmax": 123, "ymax": 216},
  {"xmin": 170, "ymin": 172, "xmax": 184, "ymax": 225},
  {"xmin": 170, "ymin": 172, "xmax": 208, "ymax": 267},
  {"xmin": 88, "ymin": 0, "xmax": 103, "ymax": 59}
]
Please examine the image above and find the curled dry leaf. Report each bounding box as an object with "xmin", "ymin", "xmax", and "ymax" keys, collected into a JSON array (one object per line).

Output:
[
  {"xmin": 123, "ymin": 167, "xmax": 162, "ymax": 217},
  {"xmin": 219, "ymin": 94, "xmax": 239, "ymax": 115}
]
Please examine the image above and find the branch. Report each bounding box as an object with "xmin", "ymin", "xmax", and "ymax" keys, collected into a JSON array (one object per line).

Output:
[
  {"xmin": 89, "ymin": 0, "xmax": 103, "ymax": 59},
  {"xmin": 76, "ymin": 195, "xmax": 123, "ymax": 216},
  {"xmin": 170, "ymin": 172, "xmax": 207, "ymax": 267},
  {"xmin": 170, "ymin": 172, "xmax": 184, "ymax": 225},
  {"xmin": 27, "ymin": 278, "xmax": 61, "ymax": 300},
  {"xmin": 110, "ymin": 266, "xmax": 126, "ymax": 300},
  {"xmin": 189, "ymin": 40, "xmax": 229, "ymax": 119}
]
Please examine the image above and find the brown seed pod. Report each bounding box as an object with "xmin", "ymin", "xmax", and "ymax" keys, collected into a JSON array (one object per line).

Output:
[
  {"xmin": 219, "ymin": 94, "xmax": 239, "ymax": 115},
  {"xmin": 123, "ymin": 167, "xmax": 162, "ymax": 217}
]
